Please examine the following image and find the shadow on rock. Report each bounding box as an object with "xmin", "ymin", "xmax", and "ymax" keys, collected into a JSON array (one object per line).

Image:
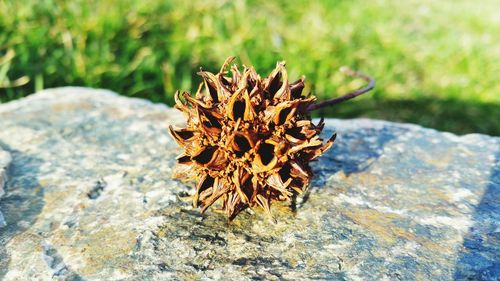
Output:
[
  {"xmin": 311, "ymin": 124, "xmax": 409, "ymax": 187},
  {"xmin": 454, "ymin": 150, "xmax": 500, "ymax": 280},
  {"xmin": 0, "ymin": 142, "xmax": 45, "ymax": 278}
]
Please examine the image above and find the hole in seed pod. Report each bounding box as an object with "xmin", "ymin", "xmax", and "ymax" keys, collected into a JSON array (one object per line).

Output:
[
  {"xmin": 290, "ymin": 79, "xmax": 304, "ymax": 99},
  {"xmin": 258, "ymin": 143, "xmax": 275, "ymax": 165},
  {"xmin": 277, "ymin": 107, "xmax": 292, "ymax": 125},
  {"xmin": 221, "ymin": 76, "xmax": 231, "ymax": 87},
  {"xmin": 292, "ymin": 178, "xmax": 304, "ymax": 188},
  {"xmin": 177, "ymin": 155, "xmax": 191, "ymax": 164},
  {"xmin": 234, "ymin": 134, "xmax": 251, "ymax": 157},
  {"xmin": 205, "ymin": 81, "xmax": 218, "ymax": 102},
  {"xmin": 193, "ymin": 146, "xmax": 216, "ymax": 165},
  {"xmin": 176, "ymin": 130, "xmax": 194, "ymax": 140},
  {"xmin": 233, "ymin": 100, "xmax": 245, "ymax": 120},
  {"xmin": 242, "ymin": 176, "xmax": 254, "ymax": 200},
  {"xmin": 268, "ymin": 72, "xmax": 282, "ymax": 96},
  {"xmin": 202, "ymin": 111, "xmax": 222, "ymax": 128},
  {"xmin": 200, "ymin": 175, "xmax": 215, "ymax": 193},
  {"xmin": 285, "ymin": 127, "xmax": 305, "ymax": 140},
  {"xmin": 279, "ymin": 163, "xmax": 292, "ymax": 182},
  {"xmin": 247, "ymin": 77, "xmax": 256, "ymax": 91}
]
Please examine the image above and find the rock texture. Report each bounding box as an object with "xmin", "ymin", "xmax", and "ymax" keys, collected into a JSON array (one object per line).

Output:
[
  {"xmin": 0, "ymin": 148, "xmax": 11, "ymax": 228},
  {"xmin": 0, "ymin": 87, "xmax": 498, "ymax": 280}
]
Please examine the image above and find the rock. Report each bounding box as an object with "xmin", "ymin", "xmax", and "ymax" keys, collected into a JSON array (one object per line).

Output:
[
  {"xmin": 0, "ymin": 148, "xmax": 10, "ymax": 198},
  {"xmin": 0, "ymin": 87, "xmax": 498, "ymax": 280},
  {"xmin": 0, "ymin": 148, "xmax": 11, "ymax": 228}
]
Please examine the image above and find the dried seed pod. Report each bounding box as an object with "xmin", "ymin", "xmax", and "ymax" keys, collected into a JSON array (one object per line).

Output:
[{"xmin": 169, "ymin": 57, "xmax": 336, "ymax": 220}]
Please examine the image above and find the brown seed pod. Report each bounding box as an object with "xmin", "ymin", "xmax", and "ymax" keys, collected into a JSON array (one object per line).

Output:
[{"xmin": 169, "ymin": 57, "xmax": 370, "ymax": 221}]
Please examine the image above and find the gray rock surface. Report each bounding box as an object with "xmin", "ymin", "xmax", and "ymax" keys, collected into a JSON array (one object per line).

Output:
[
  {"xmin": 0, "ymin": 148, "xmax": 11, "ymax": 228},
  {"xmin": 0, "ymin": 87, "xmax": 498, "ymax": 280},
  {"xmin": 0, "ymin": 148, "xmax": 10, "ymax": 197}
]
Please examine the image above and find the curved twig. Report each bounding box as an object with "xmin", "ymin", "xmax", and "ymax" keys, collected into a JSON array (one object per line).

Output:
[{"xmin": 307, "ymin": 67, "xmax": 375, "ymax": 112}]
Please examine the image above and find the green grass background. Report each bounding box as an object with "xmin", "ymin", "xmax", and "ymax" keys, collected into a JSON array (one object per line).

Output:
[{"xmin": 1, "ymin": 0, "xmax": 499, "ymax": 135}]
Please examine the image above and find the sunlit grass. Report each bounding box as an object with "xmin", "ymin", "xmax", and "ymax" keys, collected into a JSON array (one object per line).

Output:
[{"xmin": 0, "ymin": 0, "xmax": 499, "ymax": 135}]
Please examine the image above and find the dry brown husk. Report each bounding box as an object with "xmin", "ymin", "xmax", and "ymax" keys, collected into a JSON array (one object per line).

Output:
[{"xmin": 169, "ymin": 57, "xmax": 336, "ymax": 220}]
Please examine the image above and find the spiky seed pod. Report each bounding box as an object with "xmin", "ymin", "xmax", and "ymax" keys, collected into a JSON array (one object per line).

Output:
[{"xmin": 169, "ymin": 57, "xmax": 336, "ymax": 220}]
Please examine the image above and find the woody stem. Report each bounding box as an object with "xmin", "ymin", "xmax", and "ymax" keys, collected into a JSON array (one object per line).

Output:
[{"xmin": 306, "ymin": 67, "xmax": 375, "ymax": 112}]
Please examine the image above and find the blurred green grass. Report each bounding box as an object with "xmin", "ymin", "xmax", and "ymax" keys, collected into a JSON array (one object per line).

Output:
[{"xmin": 1, "ymin": 0, "xmax": 499, "ymax": 135}]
